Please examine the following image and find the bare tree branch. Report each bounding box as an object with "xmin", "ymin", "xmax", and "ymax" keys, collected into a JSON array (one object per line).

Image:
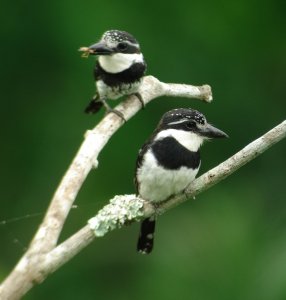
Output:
[
  {"xmin": 21, "ymin": 119, "xmax": 286, "ymax": 284},
  {"xmin": 30, "ymin": 76, "xmax": 212, "ymax": 253},
  {"xmin": 0, "ymin": 76, "xmax": 212, "ymax": 300},
  {"xmin": 1, "ymin": 73, "xmax": 285, "ymax": 299}
]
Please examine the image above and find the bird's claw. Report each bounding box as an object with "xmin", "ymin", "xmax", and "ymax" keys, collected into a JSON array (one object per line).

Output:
[{"xmin": 134, "ymin": 92, "xmax": 145, "ymax": 109}]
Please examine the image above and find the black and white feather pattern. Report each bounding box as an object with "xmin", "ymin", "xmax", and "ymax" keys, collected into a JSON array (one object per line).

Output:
[{"xmin": 135, "ymin": 108, "xmax": 227, "ymax": 254}]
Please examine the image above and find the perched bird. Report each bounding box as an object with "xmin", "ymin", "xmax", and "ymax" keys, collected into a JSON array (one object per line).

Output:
[
  {"xmin": 79, "ymin": 30, "xmax": 147, "ymax": 117},
  {"xmin": 135, "ymin": 108, "xmax": 228, "ymax": 254}
]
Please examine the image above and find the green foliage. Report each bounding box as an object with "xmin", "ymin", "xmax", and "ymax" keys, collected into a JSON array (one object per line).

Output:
[{"xmin": 0, "ymin": 0, "xmax": 286, "ymax": 299}]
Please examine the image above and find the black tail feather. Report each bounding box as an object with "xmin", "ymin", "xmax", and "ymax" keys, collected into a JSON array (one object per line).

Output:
[
  {"xmin": 84, "ymin": 99, "xmax": 103, "ymax": 114},
  {"xmin": 137, "ymin": 217, "xmax": 156, "ymax": 254}
]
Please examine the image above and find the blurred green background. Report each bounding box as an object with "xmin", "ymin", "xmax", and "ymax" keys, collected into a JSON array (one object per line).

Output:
[{"xmin": 1, "ymin": 0, "xmax": 286, "ymax": 299}]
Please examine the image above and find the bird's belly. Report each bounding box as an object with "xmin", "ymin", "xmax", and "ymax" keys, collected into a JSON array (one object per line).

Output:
[
  {"xmin": 137, "ymin": 163, "xmax": 199, "ymax": 203},
  {"xmin": 96, "ymin": 80, "xmax": 141, "ymax": 100}
]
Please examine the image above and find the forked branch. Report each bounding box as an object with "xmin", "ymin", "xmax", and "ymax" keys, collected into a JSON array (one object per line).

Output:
[
  {"xmin": 0, "ymin": 76, "xmax": 213, "ymax": 300},
  {"xmin": 1, "ymin": 75, "xmax": 285, "ymax": 300}
]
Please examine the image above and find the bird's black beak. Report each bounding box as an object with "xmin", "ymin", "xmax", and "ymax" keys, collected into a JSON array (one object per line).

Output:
[
  {"xmin": 200, "ymin": 124, "xmax": 229, "ymax": 139},
  {"xmin": 88, "ymin": 42, "xmax": 114, "ymax": 55}
]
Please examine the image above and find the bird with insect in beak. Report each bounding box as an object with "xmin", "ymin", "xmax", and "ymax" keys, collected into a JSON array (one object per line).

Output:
[
  {"xmin": 79, "ymin": 30, "xmax": 147, "ymax": 119},
  {"xmin": 135, "ymin": 108, "xmax": 228, "ymax": 254}
]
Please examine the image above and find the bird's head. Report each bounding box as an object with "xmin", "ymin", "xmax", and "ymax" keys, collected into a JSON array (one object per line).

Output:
[
  {"xmin": 88, "ymin": 30, "xmax": 141, "ymax": 55},
  {"xmin": 80, "ymin": 30, "xmax": 144, "ymax": 73},
  {"xmin": 161, "ymin": 108, "xmax": 228, "ymax": 138},
  {"xmin": 155, "ymin": 108, "xmax": 228, "ymax": 151}
]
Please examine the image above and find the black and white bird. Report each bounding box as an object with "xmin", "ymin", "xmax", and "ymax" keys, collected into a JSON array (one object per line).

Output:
[
  {"xmin": 80, "ymin": 30, "xmax": 146, "ymax": 116},
  {"xmin": 135, "ymin": 108, "xmax": 228, "ymax": 254}
]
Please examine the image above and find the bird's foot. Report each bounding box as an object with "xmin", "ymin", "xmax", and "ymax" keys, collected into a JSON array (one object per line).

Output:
[
  {"xmin": 134, "ymin": 92, "xmax": 145, "ymax": 109},
  {"xmin": 84, "ymin": 98, "xmax": 126, "ymax": 122},
  {"xmin": 105, "ymin": 107, "xmax": 126, "ymax": 122},
  {"xmin": 101, "ymin": 99, "xmax": 126, "ymax": 122}
]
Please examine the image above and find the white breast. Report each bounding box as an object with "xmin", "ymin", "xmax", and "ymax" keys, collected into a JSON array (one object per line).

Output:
[
  {"xmin": 96, "ymin": 79, "xmax": 142, "ymax": 99},
  {"xmin": 98, "ymin": 53, "xmax": 144, "ymax": 73},
  {"xmin": 137, "ymin": 150, "xmax": 200, "ymax": 203}
]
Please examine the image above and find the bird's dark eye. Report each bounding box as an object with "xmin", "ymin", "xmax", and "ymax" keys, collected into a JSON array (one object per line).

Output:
[
  {"xmin": 185, "ymin": 121, "xmax": 196, "ymax": 129},
  {"xmin": 117, "ymin": 42, "xmax": 128, "ymax": 51}
]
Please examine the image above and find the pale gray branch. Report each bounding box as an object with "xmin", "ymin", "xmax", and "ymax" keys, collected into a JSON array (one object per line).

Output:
[
  {"xmin": 1, "ymin": 69, "xmax": 284, "ymax": 299},
  {"xmin": 0, "ymin": 76, "xmax": 211, "ymax": 300},
  {"xmin": 30, "ymin": 76, "xmax": 212, "ymax": 253},
  {"xmin": 4, "ymin": 118, "xmax": 283, "ymax": 292},
  {"xmin": 59, "ymin": 119, "xmax": 286, "ymax": 263}
]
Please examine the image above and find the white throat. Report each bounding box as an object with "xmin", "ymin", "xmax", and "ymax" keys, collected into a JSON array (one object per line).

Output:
[
  {"xmin": 155, "ymin": 129, "xmax": 204, "ymax": 152},
  {"xmin": 98, "ymin": 53, "xmax": 143, "ymax": 73}
]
